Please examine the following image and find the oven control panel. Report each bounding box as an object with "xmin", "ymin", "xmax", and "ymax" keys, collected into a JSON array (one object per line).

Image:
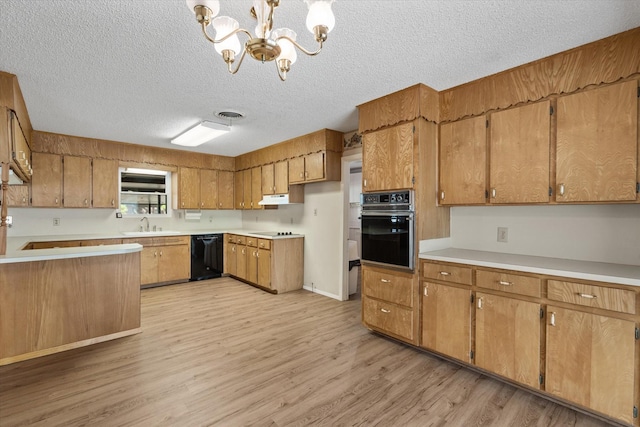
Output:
[{"xmin": 361, "ymin": 190, "xmax": 413, "ymax": 208}]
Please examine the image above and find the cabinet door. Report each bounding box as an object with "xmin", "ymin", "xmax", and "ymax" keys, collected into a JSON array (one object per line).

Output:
[
  {"xmin": 243, "ymin": 169, "xmax": 252, "ymax": 210},
  {"xmin": 257, "ymin": 248, "xmax": 271, "ymax": 289},
  {"xmin": 421, "ymin": 282, "xmax": 471, "ymax": 363},
  {"xmin": 274, "ymin": 161, "xmax": 289, "ymax": 194},
  {"xmin": 475, "ymin": 292, "xmax": 540, "ymax": 389},
  {"xmin": 556, "ymin": 80, "xmax": 638, "ymax": 202},
  {"xmin": 140, "ymin": 247, "xmax": 159, "ymax": 285},
  {"xmin": 546, "ymin": 306, "xmax": 635, "ymax": 424},
  {"xmin": 158, "ymin": 245, "xmax": 190, "ymax": 282},
  {"xmin": 247, "ymin": 247, "xmax": 258, "ymax": 284},
  {"xmin": 363, "ymin": 122, "xmax": 414, "ymax": 192},
  {"xmin": 439, "ymin": 116, "xmax": 487, "ymax": 205},
  {"xmin": 200, "ymin": 169, "xmax": 218, "ymax": 209},
  {"xmin": 236, "ymin": 244, "xmax": 248, "ymax": 280},
  {"xmin": 178, "ymin": 167, "xmax": 200, "ymax": 209},
  {"xmin": 261, "ymin": 163, "xmax": 275, "ymax": 195},
  {"xmin": 289, "ymin": 157, "xmax": 305, "ymax": 184},
  {"xmin": 63, "ymin": 156, "xmax": 92, "ymax": 208},
  {"xmin": 31, "ymin": 152, "xmax": 62, "ymax": 207},
  {"xmin": 234, "ymin": 171, "xmax": 244, "ymax": 209},
  {"xmin": 224, "ymin": 241, "xmax": 237, "ymax": 275},
  {"xmin": 92, "ymin": 158, "xmax": 119, "ymax": 208},
  {"xmin": 5, "ymin": 185, "xmax": 29, "ymax": 207},
  {"xmin": 489, "ymin": 101, "xmax": 550, "ymax": 203},
  {"xmin": 251, "ymin": 167, "xmax": 262, "ymax": 210},
  {"xmin": 304, "ymin": 152, "xmax": 325, "ymax": 181},
  {"xmin": 218, "ymin": 171, "xmax": 234, "ymax": 209}
]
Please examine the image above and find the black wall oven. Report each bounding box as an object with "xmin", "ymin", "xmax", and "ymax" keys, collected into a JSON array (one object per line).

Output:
[{"xmin": 360, "ymin": 190, "xmax": 415, "ymax": 271}]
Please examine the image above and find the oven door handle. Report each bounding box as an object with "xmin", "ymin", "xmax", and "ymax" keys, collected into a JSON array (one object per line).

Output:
[{"xmin": 361, "ymin": 212, "xmax": 414, "ymax": 218}]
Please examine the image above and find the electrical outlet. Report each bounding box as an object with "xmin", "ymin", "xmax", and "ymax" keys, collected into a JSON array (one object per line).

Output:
[
  {"xmin": 115, "ymin": 212, "xmax": 122, "ymax": 218},
  {"xmin": 497, "ymin": 227, "xmax": 508, "ymax": 243},
  {"xmin": 53, "ymin": 218, "xmax": 60, "ymax": 226},
  {"xmin": 6, "ymin": 215, "xmax": 12, "ymax": 227}
]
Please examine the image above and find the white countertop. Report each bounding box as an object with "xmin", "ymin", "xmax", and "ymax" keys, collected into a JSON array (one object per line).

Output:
[
  {"xmin": 419, "ymin": 248, "xmax": 640, "ymax": 287},
  {"xmin": 1, "ymin": 229, "xmax": 304, "ymax": 264}
]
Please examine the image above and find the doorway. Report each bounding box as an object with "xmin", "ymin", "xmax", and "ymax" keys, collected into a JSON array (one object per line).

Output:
[{"xmin": 341, "ymin": 152, "xmax": 362, "ymax": 301}]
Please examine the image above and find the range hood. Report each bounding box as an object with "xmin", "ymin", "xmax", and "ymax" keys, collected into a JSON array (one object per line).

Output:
[
  {"xmin": 258, "ymin": 194, "xmax": 299, "ymax": 205},
  {"xmin": 258, "ymin": 186, "xmax": 305, "ymax": 205}
]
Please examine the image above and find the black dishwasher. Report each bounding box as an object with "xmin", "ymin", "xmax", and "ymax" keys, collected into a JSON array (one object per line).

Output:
[{"xmin": 190, "ymin": 234, "xmax": 223, "ymax": 281}]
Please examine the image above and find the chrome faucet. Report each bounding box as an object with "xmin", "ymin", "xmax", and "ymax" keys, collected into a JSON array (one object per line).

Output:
[{"xmin": 140, "ymin": 216, "xmax": 150, "ymax": 232}]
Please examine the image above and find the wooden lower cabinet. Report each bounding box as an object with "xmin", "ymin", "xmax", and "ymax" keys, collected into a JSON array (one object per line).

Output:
[
  {"xmin": 362, "ymin": 265, "xmax": 417, "ymax": 344},
  {"xmin": 126, "ymin": 236, "xmax": 190, "ymax": 287},
  {"xmin": 224, "ymin": 234, "xmax": 302, "ymax": 293},
  {"xmin": 546, "ymin": 306, "xmax": 636, "ymax": 424},
  {"xmin": 412, "ymin": 260, "xmax": 640, "ymax": 426},
  {"xmin": 421, "ymin": 282, "xmax": 471, "ymax": 363},
  {"xmin": 475, "ymin": 292, "xmax": 541, "ymax": 389}
]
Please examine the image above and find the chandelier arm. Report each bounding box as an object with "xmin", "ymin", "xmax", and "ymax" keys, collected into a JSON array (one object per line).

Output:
[
  {"xmin": 227, "ymin": 48, "xmax": 249, "ymax": 75},
  {"xmin": 200, "ymin": 22, "xmax": 252, "ymax": 45},
  {"xmin": 276, "ymin": 36, "xmax": 324, "ymax": 57},
  {"xmin": 275, "ymin": 62, "xmax": 287, "ymax": 82}
]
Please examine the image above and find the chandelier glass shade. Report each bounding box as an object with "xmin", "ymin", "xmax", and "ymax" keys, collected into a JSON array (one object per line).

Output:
[{"xmin": 186, "ymin": 0, "xmax": 336, "ymax": 81}]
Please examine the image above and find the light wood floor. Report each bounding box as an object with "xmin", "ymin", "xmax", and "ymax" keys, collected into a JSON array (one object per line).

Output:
[{"xmin": 0, "ymin": 278, "xmax": 613, "ymax": 426}]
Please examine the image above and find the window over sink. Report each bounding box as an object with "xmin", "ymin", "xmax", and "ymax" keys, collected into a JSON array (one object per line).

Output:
[{"xmin": 119, "ymin": 167, "xmax": 171, "ymax": 217}]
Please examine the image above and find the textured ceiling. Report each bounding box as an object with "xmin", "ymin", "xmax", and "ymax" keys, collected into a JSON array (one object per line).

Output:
[{"xmin": 1, "ymin": 1, "xmax": 639, "ymax": 157}]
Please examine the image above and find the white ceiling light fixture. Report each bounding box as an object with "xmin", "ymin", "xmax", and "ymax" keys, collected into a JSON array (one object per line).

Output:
[
  {"xmin": 171, "ymin": 121, "xmax": 230, "ymax": 147},
  {"xmin": 186, "ymin": 0, "xmax": 336, "ymax": 81}
]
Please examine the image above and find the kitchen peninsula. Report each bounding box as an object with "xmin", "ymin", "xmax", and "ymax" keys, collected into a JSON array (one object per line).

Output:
[{"xmin": 0, "ymin": 239, "xmax": 142, "ymax": 366}]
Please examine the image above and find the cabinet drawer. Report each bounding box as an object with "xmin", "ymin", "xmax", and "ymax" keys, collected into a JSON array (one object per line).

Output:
[
  {"xmin": 226, "ymin": 234, "xmax": 236, "ymax": 244},
  {"xmin": 123, "ymin": 237, "xmax": 155, "ymax": 246},
  {"xmin": 422, "ymin": 262, "xmax": 472, "ymax": 285},
  {"xmin": 235, "ymin": 236, "xmax": 246, "ymax": 245},
  {"xmin": 363, "ymin": 267, "xmax": 414, "ymax": 307},
  {"xmin": 476, "ymin": 270, "xmax": 541, "ymax": 298},
  {"xmin": 258, "ymin": 239, "xmax": 271, "ymax": 250},
  {"xmin": 81, "ymin": 239, "xmax": 122, "ymax": 246},
  {"xmin": 246, "ymin": 237, "xmax": 257, "ymax": 247},
  {"xmin": 153, "ymin": 236, "xmax": 189, "ymax": 246},
  {"xmin": 547, "ymin": 280, "xmax": 636, "ymax": 315},
  {"xmin": 363, "ymin": 297, "xmax": 414, "ymax": 342}
]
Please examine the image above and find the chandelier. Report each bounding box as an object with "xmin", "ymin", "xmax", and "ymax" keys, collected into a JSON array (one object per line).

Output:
[{"xmin": 186, "ymin": 0, "xmax": 336, "ymax": 81}]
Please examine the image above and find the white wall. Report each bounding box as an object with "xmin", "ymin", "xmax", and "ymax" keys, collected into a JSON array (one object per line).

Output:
[
  {"xmin": 7, "ymin": 208, "xmax": 243, "ymax": 237},
  {"xmin": 241, "ymin": 181, "xmax": 344, "ymax": 299},
  {"xmin": 450, "ymin": 204, "xmax": 640, "ymax": 266}
]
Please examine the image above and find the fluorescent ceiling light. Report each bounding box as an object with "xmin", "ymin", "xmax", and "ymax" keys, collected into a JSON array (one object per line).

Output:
[{"xmin": 171, "ymin": 121, "xmax": 230, "ymax": 147}]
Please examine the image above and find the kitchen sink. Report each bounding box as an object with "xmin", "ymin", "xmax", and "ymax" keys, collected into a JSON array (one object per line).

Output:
[{"xmin": 121, "ymin": 230, "xmax": 183, "ymax": 236}]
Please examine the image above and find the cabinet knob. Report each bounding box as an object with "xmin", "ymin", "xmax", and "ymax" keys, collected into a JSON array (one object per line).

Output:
[
  {"xmin": 440, "ymin": 191, "xmax": 445, "ymax": 201},
  {"xmin": 201, "ymin": 202, "xmax": 204, "ymax": 207},
  {"xmin": 363, "ymin": 179, "xmax": 367, "ymax": 187},
  {"xmin": 558, "ymin": 183, "xmax": 565, "ymax": 196},
  {"xmin": 160, "ymin": 250, "xmax": 163, "ymax": 256},
  {"xmin": 549, "ymin": 311, "xmax": 556, "ymax": 326},
  {"xmin": 380, "ymin": 308, "xmax": 391, "ymax": 314},
  {"xmin": 84, "ymin": 199, "xmax": 88, "ymax": 205},
  {"xmin": 498, "ymin": 280, "xmax": 513, "ymax": 286},
  {"xmin": 424, "ymin": 284, "xmax": 428, "ymax": 296},
  {"xmin": 477, "ymin": 297, "xmax": 483, "ymax": 310},
  {"xmin": 22, "ymin": 196, "xmax": 26, "ymax": 203},
  {"xmin": 55, "ymin": 197, "xmax": 59, "ymax": 205},
  {"xmin": 380, "ymin": 278, "xmax": 391, "ymax": 283},
  {"xmin": 256, "ymin": 251, "xmax": 259, "ymax": 258},
  {"xmin": 111, "ymin": 199, "xmax": 115, "ymax": 206},
  {"xmin": 181, "ymin": 202, "xmax": 185, "ymax": 207},
  {"xmin": 154, "ymin": 251, "xmax": 158, "ymax": 257},
  {"xmin": 491, "ymin": 188, "xmax": 496, "ymax": 198},
  {"xmin": 219, "ymin": 202, "xmax": 222, "ymax": 207},
  {"xmin": 578, "ymin": 293, "xmax": 597, "ymax": 299},
  {"xmin": 439, "ymin": 271, "xmax": 450, "ymax": 276},
  {"xmin": 232, "ymin": 247, "xmax": 235, "ymax": 253}
]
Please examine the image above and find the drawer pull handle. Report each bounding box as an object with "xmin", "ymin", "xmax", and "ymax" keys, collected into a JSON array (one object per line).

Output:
[
  {"xmin": 380, "ymin": 308, "xmax": 391, "ymax": 313},
  {"xmin": 424, "ymin": 284, "xmax": 428, "ymax": 297},
  {"xmin": 477, "ymin": 297, "xmax": 483, "ymax": 310},
  {"xmin": 558, "ymin": 183, "xmax": 565, "ymax": 196},
  {"xmin": 578, "ymin": 293, "xmax": 597, "ymax": 299},
  {"xmin": 380, "ymin": 279, "xmax": 391, "ymax": 283},
  {"xmin": 550, "ymin": 312, "xmax": 556, "ymax": 326},
  {"xmin": 498, "ymin": 281, "xmax": 513, "ymax": 286},
  {"xmin": 439, "ymin": 271, "xmax": 450, "ymax": 276}
]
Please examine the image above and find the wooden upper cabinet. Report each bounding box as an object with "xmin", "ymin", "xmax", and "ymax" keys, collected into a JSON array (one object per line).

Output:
[
  {"xmin": 362, "ymin": 122, "xmax": 414, "ymax": 192},
  {"xmin": 546, "ymin": 306, "xmax": 635, "ymax": 424},
  {"xmin": 92, "ymin": 158, "xmax": 118, "ymax": 208},
  {"xmin": 217, "ymin": 170, "xmax": 234, "ymax": 209},
  {"xmin": 200, "ymin": 168, "xmax": 218, "ymax": 209},
  {"xmin": 261, "ymin": 163, "xmax": 275, "ymax": 195},
  {"xmin": 251, "ymin": 166, "xmax": 262, "ymax": 210},
  {"xmin": 4, "ymin": 185, "xmax": 29, "ymax": 207},
  {"xmin": 63, "ymin": 156, "xmax": 92, "ymax": 208},
  {"xmin": 31, "ymin": 152, "xmax": 62, "ymax": 207},
  {"xmin": 489, "ymin": 101, "xmax": 551, "ymax": 204},
  {"xmin": 177, "ymin": 167, "xmax": 200, "ymax": 209},
  {"xmin": 274, "ymin": 161, "xmax": 289, "ymax": 194},
  {"xmin": 556, "ymin": 80, "xmax": 638, "ymax": 202},
  {"xmin": 305, "ymin": 152, "xmax": 325, "ymax": 181},
  {"xmin": 439, "ymin": 116, "xmax": 487, "ymax": 205},
  {"xmin": 243, "ymin": 169, "xmax": 252, "ymax": 209},
  {"xmin": 289, "ymin": 157, "xmax": 306, "ymax": 184},
  {"xmin": 234, "ymin": 171, "xmax": 244, "ymax": 209}
]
